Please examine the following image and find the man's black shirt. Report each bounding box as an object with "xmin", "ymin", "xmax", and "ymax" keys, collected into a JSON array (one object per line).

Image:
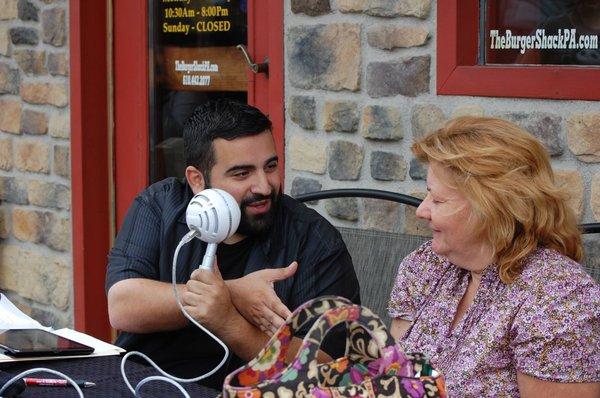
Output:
[{"xmin": 106, "ymin": 178, "xmax": 360, "ymax": 388}]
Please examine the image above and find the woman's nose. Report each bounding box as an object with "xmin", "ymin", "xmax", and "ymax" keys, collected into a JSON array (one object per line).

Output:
[{"xmin": 415, "ymin": 200, "xmax": 430, "ymax": 220}]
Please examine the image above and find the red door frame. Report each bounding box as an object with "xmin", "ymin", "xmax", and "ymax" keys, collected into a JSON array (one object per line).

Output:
[
  {"xmin": 70, "ymin": 0, "xmax": 111, "ymax": 341},
  {"xmin": 437, "ymin": 0, "xmax": 600, "ymax": 100}
]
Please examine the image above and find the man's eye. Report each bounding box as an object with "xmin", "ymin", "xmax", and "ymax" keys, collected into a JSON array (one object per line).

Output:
[
  {"xmin": 266, "ymin": 163, "xmax": 278, "ymax": 171},
  {"xmin": 233, "ymin": 171, "xmax": 249, "ymax": 178}
]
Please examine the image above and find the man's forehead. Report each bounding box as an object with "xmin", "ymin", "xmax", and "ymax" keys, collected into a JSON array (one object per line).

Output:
[{"xmin": 212, "ymin": 131, "xmax": 276, "ymax": 162}]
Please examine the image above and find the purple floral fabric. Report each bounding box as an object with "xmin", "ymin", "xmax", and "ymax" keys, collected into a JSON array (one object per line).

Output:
[{"xmin": 388, "ymin": 241, "xmax": 600, "ymax": 397}]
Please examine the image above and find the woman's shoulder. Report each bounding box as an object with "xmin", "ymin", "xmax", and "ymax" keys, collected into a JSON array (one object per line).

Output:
[
  {"xmin": 397, "ymin": 240, "xmax": 456, "ymax": 284},
  {"xmin": 519, "ymin": 248, "xmax": 597, "ymax": 285},
  {"xmin": 514, "ymin": 247, "xmax": 600, "ymax": 305}
]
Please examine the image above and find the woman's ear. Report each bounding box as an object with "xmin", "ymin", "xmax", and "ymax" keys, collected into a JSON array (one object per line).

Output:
[{"xmin": 185, "ymin": 166, "xmax": 206, "ymax": 194}]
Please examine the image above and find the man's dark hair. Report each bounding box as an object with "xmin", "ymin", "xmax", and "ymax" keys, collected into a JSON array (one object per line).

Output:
[{"xmin": 183, "ymin": 99, "xmax": 272, "ymax": 182}]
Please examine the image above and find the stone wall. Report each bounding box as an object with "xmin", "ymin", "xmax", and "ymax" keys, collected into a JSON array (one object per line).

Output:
[
  {"xmin": 0, "ymin": 0, "xmax": 70, "ymax": 327},
  {"xmin": 284, "ymin": 0, "xmax": 600, "ymax": 249}
]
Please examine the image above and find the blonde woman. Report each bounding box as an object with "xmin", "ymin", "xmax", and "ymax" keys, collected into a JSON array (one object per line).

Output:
[{"xmin": 389, "ymin": 117, "xmax": 599, "ymax": 397}]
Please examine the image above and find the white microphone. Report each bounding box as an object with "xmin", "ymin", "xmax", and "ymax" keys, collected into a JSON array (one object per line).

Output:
[{"xmin": 185, "ymin": 188, "xmax": 241, "ymax": 270}]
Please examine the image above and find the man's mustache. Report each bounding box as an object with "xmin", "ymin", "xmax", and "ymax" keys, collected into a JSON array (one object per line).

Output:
[{"xmin": 241, "ymin": 193, "xmax": 274, "ymax": 207}]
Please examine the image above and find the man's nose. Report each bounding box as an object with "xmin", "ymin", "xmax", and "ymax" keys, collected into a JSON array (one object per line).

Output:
[{"xmin": 251, "ymin": 171, "xmax": 272, "ymax": 196}]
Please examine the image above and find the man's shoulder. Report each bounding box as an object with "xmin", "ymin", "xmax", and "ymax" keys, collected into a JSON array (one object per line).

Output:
[
  {"xmin": 137, "ymin": 177, "xmax": 189, "ymax": 206},
  {"xmin": 277, "ymin": 195, "xmax": 343, "ymax": 247}
]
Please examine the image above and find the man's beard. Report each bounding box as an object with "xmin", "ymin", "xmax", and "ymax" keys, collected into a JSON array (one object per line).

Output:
[{"xmin": 236, "ymin": 190, "xmax": 281, "ymax": 236}]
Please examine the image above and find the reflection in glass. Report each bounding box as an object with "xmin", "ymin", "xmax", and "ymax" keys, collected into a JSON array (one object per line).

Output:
[
  {"xmin": 484, "ymin": 0, "xmax": 600, "ymax": 65},
  {"xmin": 149, "ymin": 0, "xmax": 248, "ymax": 182}
]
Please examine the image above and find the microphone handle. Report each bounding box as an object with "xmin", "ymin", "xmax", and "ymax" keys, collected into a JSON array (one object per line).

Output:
[{"xmin": 200, "ymin": 243, "xmax": 217, "ymax": 270}]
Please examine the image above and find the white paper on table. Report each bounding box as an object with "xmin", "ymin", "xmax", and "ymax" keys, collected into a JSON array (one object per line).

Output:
[
  {"xmin": 0, "ymin": 294, "xmax": 125, "ymax": 363},
  {"xmin": 0, "ymin": 293, "xmax": 49, "ymax": 330}
]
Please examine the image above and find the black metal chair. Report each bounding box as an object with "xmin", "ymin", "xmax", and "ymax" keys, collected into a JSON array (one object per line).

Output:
[{"xmin": 295, "ymin": 189, "xmax": 600, "ymax": 324}]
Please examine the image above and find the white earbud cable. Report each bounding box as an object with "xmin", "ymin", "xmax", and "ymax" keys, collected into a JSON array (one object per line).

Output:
[{"xmin": 120, "ymin": 230, "xmax": 230, "ymax": 396}]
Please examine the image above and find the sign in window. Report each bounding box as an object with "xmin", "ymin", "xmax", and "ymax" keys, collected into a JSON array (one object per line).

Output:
[
  {"xmin": 484, "ymin": 0, "xmax": 599, "ymax": 65},
  {"xmin": 149, "ymin": 0, "xmax": 248, "ymax": 182}
]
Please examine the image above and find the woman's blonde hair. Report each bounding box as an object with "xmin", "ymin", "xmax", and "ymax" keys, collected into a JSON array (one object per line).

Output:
[{"xmin": 412, "ymin": 116, "xmax": 582, "ymax": 283}]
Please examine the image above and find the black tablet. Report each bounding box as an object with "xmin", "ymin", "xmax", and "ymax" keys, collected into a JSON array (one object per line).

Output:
[{"xmin": 0, "ymin": 329, "xmax": 95, "ymax": 357}]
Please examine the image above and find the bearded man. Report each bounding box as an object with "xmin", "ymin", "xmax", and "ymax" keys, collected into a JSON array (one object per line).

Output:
[{"xmin": 106, "ymin": 99, "xmax": 359, "ymax": 388}]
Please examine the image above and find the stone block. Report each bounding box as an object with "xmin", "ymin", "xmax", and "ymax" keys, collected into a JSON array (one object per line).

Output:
[
  {"xmin": 360, "ymin": 105, "xmax": 403, "ymax": 141},
  {"xmin": 45, "ymin": 214, "xmax": 69, "ymax": 251},
  {"xmin": 0, "ymin": 99, "xmax": 22, "ymax": 134},
  {"xmin": 55, "ymin": 183, "xmax": 69, "ymax": 209},
  {"xmin": 290, "ymin": 177, "xmax": 322, "ymax": 204},
  {"xmin": 554, "ymin": 170, "xmax": 584, "ymax": 221},
  {"xmin": 15, "ymin": 140, "xmax": 49, "ymax": 173},
  {"xmin": 0, "ymin": 176, "xmax": 28, "ymax": 204},
  {"xmin": 12, "ymin": 207, "xmax": 42, "ymax": 242},
  {"xmin": 404, "ymin": 191, "xmax": 430, "ymax": 236},
  {"xmin": 452, "ymin": 105, "xmax": 484, "ymax": 118},
  {"xmin": 48, "ymin": 111, "xmax": 69, "ymax": 138},
  {"xmin": 289, "ymin": 135, "xmax": 327, "ymax": 174},
  {"xmin": 42, "ymin": 7, "xmax": 66, "ymax": 46},
  {"xmin": 48, "ymin": 52, "xmax": 68, "ymax": 76},
  {"xmin": 28, "ymin": 180, "xmax": 69, "ymax": 209},
  {"xmin": 21, "ymin": 108, "xmax": 48, "ymax": 135},
  {"xmin": 411, "ymin": 103, "xmax": 446, "ymax": 138},
  {"xmin": 367, "ymin": 56, "xmax": 430, "ymax": 98},
  {"xmin": 53, "ymin": 144, "xmax": 69, "ymax": 177},
  {"xmin": 291, "ymin": 0, "xmax": 330, "ymax": 16},
  {"xmin": 567, "ymin": 112, "xmax": 600, "ymax": 163},
  {"xmin": 14, "ymin": 49, "xmax": 47, "ymax": 75},
  {"xmin": 500, "ymin": 112, "xmax": 563, "ymax": 156},
  {"xmin": 0, "ymin": 137, "xmax": 12, "ymax": 170},
  {"xmin": 288, "ymin": 96, "xmax": 315, "ymax": 130},
  {"xmin": 370, "ymin": 151, "xmax": 406, "ymax": 181},
  {"xmin": 0, "ymin": 0, "xmax": 18, "ymax": 19},
  {"xmin": 328, "ymin": 140, "xmax": 363, "ymax": 180},
  {"xmin": 288, "ymin": 23, "xmax": 361, "ymax": 91},
  {"xmin": 0, "ymin": 63, "xmax": 19, "ymax": 94},
  {"xmin": 337, "ymin": 0, "xmax": 432, "ymax": 18},
  {"xmin": 21, "ymin": 81, "xmax": 68, "ymax": 107},
  {"xmin": 367, "ymin": 25, "xmax": 429, "ymax": 50},
  {"xmin": 592, "ymin": 173, "xmax": 600, "ymax": 221},
  {"xmin": 0, "ymin": 245, "xmax": 70, "ymax": 309},
  {"xmin": 363, "ymin": 198, "xmax": 400, "ymax": 233},
  {"xmin": 409, "ymin": 157, "xmax": 427, "ymax": 180},
  {"xmin": 9, "ymin": 27, "xmax": 38, "ymax": 45},
  {"xmin": 325, "ymin": 197, "xmax": 358, "ymax": 221},
  {"xmin": 0, "ymin": 208, "xmax": 8, "ymax": 238},
  {"xmin": 0, "ymin": 26, "xmax": 11, "ymax": 56},
  {"xmin": 323, "ymin": 100, "xmax": 358, "ymax": 132},
  {"xmin": 18, "ymin": 0, "xmax": 38, "ymax": 21}
]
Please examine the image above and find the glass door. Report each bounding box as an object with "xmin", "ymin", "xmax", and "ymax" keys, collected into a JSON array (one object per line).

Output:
[{"xmin": 149, "ymin": 0, "xmax": 249, "ymax": 182}]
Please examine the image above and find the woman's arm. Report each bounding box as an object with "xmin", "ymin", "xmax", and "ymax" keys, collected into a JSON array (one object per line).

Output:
[
  {"xmin": 517, "ymin": 372, "xmax": 600, "ymax": 398},
  {"xmin": 390, "ymin": 318, "xmax": 412, "ymax": 341}
]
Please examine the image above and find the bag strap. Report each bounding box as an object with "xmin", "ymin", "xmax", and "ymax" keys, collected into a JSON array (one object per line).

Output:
[
  {"xmin": 284, "ymin": 304, "xmax": 394, "ymax": 383},
  {"xmin": 224, "ymin": 296, "xmax": 353, "ymax": 388}
]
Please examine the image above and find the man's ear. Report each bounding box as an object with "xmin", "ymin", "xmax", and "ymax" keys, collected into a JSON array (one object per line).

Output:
[{"xmin": 185, "ymin": 166, "xmax": 206, "ymax": 194}]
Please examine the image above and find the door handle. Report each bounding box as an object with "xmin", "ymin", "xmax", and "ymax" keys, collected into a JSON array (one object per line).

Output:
[{"xmin": 236, "ymin": 44, "xmax": 269, "ymax": 74}]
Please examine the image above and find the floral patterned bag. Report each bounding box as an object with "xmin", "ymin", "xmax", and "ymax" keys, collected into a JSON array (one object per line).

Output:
[{"xmin": 222, "ymin": 296, "xmax": 447, "ymax": 398}]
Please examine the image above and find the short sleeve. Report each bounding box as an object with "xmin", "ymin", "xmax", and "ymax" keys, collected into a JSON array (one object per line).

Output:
[
  {"xmin": 510, "ymin": 268, "xmax": 600, "ymax": 382},
  {"xmin": 387, "ymin": 242, "xmax": 434, "ymax": 321},
  {"xmin": 105, "ymin": 195, "xmax": 162, "ymax": 292}
]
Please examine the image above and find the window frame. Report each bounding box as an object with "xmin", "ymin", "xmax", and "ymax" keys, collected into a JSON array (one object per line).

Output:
[{"xmin": 437, "ymin": 0, "xmax": 600, "ymax": 100}]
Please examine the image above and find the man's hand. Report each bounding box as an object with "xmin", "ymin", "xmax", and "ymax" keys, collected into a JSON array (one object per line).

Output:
[
  {"xmin": 182, "ymin": 265, "xmax": 238, "ymax": 331},
  {"xmin": 227, "ymin": 261, "xmax": 297, "ymax": 335}
]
